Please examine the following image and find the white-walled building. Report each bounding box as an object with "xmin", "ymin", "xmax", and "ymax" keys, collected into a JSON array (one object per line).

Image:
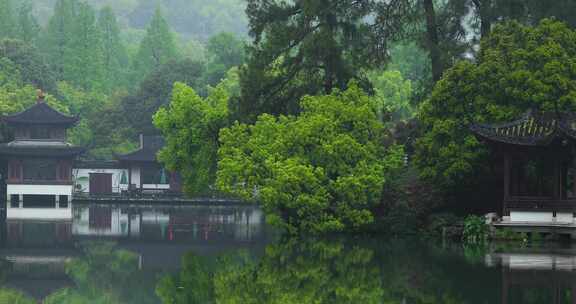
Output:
[
  {"xmin": 116, "ymin": 135, "xmax": 181, "ymax": 193},
  {"xmin": 73, "ymin": 161, "xmax": 128, "ymax": 195},
  {"xmin": 0, "ymin": 95, "xmax": 83, "ymax": 220}
]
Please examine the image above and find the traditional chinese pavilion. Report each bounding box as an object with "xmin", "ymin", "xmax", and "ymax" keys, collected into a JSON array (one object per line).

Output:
[
  {"xmin": 472, "ymin": 111, "xmax": 576, "ymax": 227},
  {"xmin": 0, "ymin": 94, "xmax": 83, "ymax": 219},
  {"xmin": 116, "ymin": 135, "xmax": 181, "ymax": 193}
]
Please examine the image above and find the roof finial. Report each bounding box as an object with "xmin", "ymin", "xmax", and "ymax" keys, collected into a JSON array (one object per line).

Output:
[{"xmin": 37, "ymin": 89, "xmax": 45, "ymax": 103}]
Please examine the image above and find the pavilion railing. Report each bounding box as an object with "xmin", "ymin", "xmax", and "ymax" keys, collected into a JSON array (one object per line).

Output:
[{"xmin": 505, "ymin": 196, "xmax": 576, "ymax": 213}]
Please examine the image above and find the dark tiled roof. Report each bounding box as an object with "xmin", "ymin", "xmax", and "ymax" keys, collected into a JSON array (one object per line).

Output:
[
  {"xmin": 0, "ymin": 141, "xmax": 84, "ymax": 156},
  {"xmin": 3, "ymin": 102, "xmax": 79, "ymax": 126},
  {"xmin": 116, "ymin": 135, "xmax": 164, "ymax": 162},
  {"xmin": 471, "ymin": 111, "xmax": 576, "ymax": 146}
]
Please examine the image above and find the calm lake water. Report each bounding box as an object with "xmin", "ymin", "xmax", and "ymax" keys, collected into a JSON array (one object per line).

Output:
[{"xmin": 0, "ymin": 203, "xmax": 574, "ymax": 303}]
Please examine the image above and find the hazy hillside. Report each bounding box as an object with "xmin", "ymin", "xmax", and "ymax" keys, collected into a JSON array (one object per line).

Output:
[{"xmin": 33, "ymin": 0, "xmax": 248, "ymax": 41}]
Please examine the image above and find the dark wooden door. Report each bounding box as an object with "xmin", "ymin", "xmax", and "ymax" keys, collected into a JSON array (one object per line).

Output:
[{"xmin": 89, "ymin": 173, "xmax": 113, "ymax": 195}]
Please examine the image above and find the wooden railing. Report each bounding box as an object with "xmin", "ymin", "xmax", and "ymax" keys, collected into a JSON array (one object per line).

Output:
[
  {"xmin": 8, "ymin": 179, "xmax": 73, "ymax": 185},
  {"xmin": 505, "ymin": 196, "xmax": 576, "ymax": 213}
]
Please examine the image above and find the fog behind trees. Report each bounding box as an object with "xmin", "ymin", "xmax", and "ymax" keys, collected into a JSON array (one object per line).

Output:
[{"xmin": 32, "ymin": 0, "xmax": 248, "ymax": 40}]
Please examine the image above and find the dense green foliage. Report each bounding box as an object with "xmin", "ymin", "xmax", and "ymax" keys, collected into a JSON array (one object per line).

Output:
[
  {"xmin": 32, "ymin": 0, "xmax": 249, "ymax": 40},
  {"xmin": 0, "ymin": 288, "xmax": 35, "ymax": 304},
  {"xmin": 217, "ymin": 84, "xmax": 405, "ymax": 233},
  {"xmin": 237, "ymin": 1, "xmax": 412, "ymax": 121},
  {"xmin": 0, "ymin": 0, "xmax": 573, "ymax": 233},
  {"xmin": 156, "ymin": 253, "xmax": 215, "ymax": 303},
  {"xmin": 44, "ymin": 242, "xmax": 157, "ymax": 304},
  {"xmin": 154, "ymin": 81, "xmax": 232, "ymax": 194},
  {"xmin": 155, "ymin": 238, "xmax": 500, "ymax": 304},
  {"xmin": 462, "ymin": 215, "xmax": 488, "ymax": 244},
  {"xmin": 133, "ymin": 8, "xmax": 179, "ymax": 83},
  {"xmin": 0, "ymin": 0, "xmax": 248, "ymax": 160},
  {"xmin": 415, "ymin": 20, "xmax": 576, "ymax": 189}
]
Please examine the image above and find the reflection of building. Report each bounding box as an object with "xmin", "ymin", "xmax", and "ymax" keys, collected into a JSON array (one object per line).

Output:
[
  {"xmin": 487, "ymin": 249, "xmax": 576, "ymax": 303},
  {"xmin": 0, "ymin": 204, "xmax": 269, "ymax": 300},
  {"xmin": 6, "ymin": 220, "xmax": 73, "ymax": 247},
  {"xmin": 1, "ymin": 219, "xmax": 76, "ymax": 299},
  {"xmin": 69, "ymin": 205, "xmax": 265, "ymax": 242},
  {"xmin": 73, "ymin": 206, "xmax": 141, "ymax": 237},
  {"xmin": 0, "ymin": 95, "xmax": 83, "ymax": 220},
  {"xmin": 117, "ymin": 135, "xmax": 181, "ymax": 192}
]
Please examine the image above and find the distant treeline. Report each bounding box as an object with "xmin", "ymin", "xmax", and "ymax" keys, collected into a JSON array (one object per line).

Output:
[
  {"xmin": 0, "ymin": 0, "xmax": 246, "ymax": 160},
  {"xmin": 30, "ymin": 0, "xmax": 248, "ymax": 40}
]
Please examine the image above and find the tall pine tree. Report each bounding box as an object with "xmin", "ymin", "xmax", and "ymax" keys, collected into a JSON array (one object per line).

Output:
[
  {"xmin": 98, "ymin": 6, "xmax": 129, "ymax": 92},
  {"xmin": 42, "ymin": 0, "xmax": 77, "ymax": 80},
  {"xmin": 43, "ymin": 0, "xmax": 104, "ymax": 90},
  {"xmin": 15, "ymin": 1, "xmax": 40, "ymax": 44},
  {"xmin": 133, "ymin": 7, "xmax": 178, "ymax": 83},
  {"xmin": 0, "ymin": 0, "xmax": 16, "ymax": 39},
  {"xmin": 238, "ymin": 0, "xmax": 412, "ymax": 121},
  {"xmin": 68, "ymin": 2, "xmax": 104, "ymax": 90}
]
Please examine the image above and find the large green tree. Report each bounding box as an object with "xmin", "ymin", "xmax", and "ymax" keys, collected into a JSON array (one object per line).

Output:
[
  {"xmin": 67, "ymin": 2, "xmax": 104, "ymax": 90},
  {"xmin": 217, "ymin": 83, "xmax": 405, "ymax": 234},
  {"xmin": 122, "ymin": 59, "xmax": 204, "ymax": 135},
  {"xmin": 42, "ymin": 0, "xmax": 106, "ymax": 90},
  {"xmin": 0, "ymin": 39, "xmax": 57, "ymax": 92},
  {"xmin": 153, "ymin": 81, "xmax": 231, "ymax": 194},
  {"xmin": 203, "ymin": 32, "xmax": 245, "ymax": 88},
  {"xmin": 15, "ymin": 0, "xmax": 40, "ymax": 43},
  {"xmin": 98, "ymin": 6, "xmax": 129, "ymax": 92},
  {"xmin": 133, "ymin": 7, "xmax": 179, "ymax": 82},
  {"xmin": 0, "ymin": 0, "xmax": 15, "ymax": 39},
  {"xmin": 42, "ymin": 0, "xmax": 78, "ymax": 80},
  {"xmin": 238, "ymin": 0, "xmax": 412, "ymax": 120},
  {"xmin": 415, "ymin": 20, "xmax": 576, "ymax": 190}
]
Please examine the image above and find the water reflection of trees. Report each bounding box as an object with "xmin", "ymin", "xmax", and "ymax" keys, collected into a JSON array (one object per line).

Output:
[
  {"xmin": 43, "ymin": 241, "xmax": 157, "ymax": 304},
  {"xmin": 5, "ymin": 237, "xmax": 574, "ymax": 303},
  {"xmin": 157, "ymin": 238, "xmax": 498, "ymax": 304}
]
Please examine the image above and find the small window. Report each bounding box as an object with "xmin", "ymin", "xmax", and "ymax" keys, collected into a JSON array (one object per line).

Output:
[
  {"xmin": 22, "ymin": 195, "xmax": 56, "ymax": 208},
  {"xmin": 59, "ymin": 195, "xmax": 69, "ymax": 208},
  {"xmin": 10, "ymin": 195, "xmax": 19, "ymax": 208}
]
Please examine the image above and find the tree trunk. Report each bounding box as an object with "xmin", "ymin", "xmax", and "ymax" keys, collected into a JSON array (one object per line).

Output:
[
  {"xmin": 323, "ymin": 11, "xmax": 338, "ymax": 94},
  {"xmin": 423, "ymin": 0, "xmax": 443, "ymax": 82},
  {"xmin": 473, "ymin": 0, "xmax": 492, "ymax": 39}
]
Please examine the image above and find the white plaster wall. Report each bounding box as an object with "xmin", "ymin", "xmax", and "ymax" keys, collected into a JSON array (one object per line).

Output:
[
  {"xmin": 73, "ymin": 168, "xmax": 129, "ymax": 193},
  {"xmin": 510, "ymin": 211, "xmax": 554, "ymax": 222},
  {"xmin": 7, "ymin": 208, "xmax": 72, "ymax": 220},
  {"xmin": 556, "ymin": 212, "xmax": 574, "ymax": 223},
  {"xmin": 7, "ymin": 184, "xmax": 72, "ymax": 197},
  {"xmin": 131, "ymin": 167, "xmax": 141, "ymax": 187},
  {"xmin": 507, "ymin": 254, "xmax": 554, "ymax": 270},
  {"xmin": 142, "ymin": 184, "xmax": 170, "ymax": 190}
]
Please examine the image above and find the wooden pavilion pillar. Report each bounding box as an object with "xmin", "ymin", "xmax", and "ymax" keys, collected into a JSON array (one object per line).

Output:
[
  {"xmin": 573, "ymin": 165, "xmax": 576, "ymax": 199},
  {"xmin": 503, "ymin": 153, "xmax": 511, "ymax": 216},
  {"xmin": 128, "ymin": 166, "xmax": 132, "ymax": 189},
  {"xmin": 552, "ymin": 159, "xmax": 561, "ymax": 200}
]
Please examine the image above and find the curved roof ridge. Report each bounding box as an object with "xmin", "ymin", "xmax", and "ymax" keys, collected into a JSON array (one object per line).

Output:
[
  {"xmin": 3, "ymin": 102, "xmax": 78, "ymax": 126},
  {"xmin": 470, "ymin": 110, "xmax": 567, "ymax": 146}
]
